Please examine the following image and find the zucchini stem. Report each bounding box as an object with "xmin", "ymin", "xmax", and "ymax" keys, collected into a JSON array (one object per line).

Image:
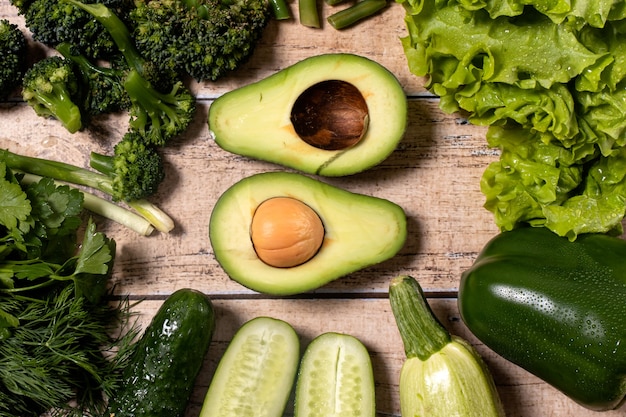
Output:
[{"xmin": 389, "ymin": 275, "xmax": 451, "ymax": 361}]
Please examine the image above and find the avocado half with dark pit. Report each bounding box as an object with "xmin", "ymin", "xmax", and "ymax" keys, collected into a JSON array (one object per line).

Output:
[
  {"xmin": 208, "ymin": 53, "xmax": 408, "ymax": 176},
  {"xmin": 209, "ymin": 172, "xmax": 407, "ymax": 295}
]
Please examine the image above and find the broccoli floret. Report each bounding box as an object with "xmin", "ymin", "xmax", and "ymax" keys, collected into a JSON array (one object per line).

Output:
[
  {"xmin": 56, "ymin": 42, "xmax": 131, "ymax": 116},
  {"xmin": 17, "ymin": 0, "xmax": 134, "ymax": 60},
  {"xmin": 0, "ymin": 148, "xmax": 174, "ymax": 233},
  {"xmin": 89, "ymin": 132, "xmax": 165, "ymax": 202},
  {"xmin": 129, "ymin": 0, "xmax": 272, "ymax": 81},
  {"xmin": 124, "ymin": 69, "xmax": 196, "ymax": 145},
  {"xmin": 65, "ymin": 0, "xmax": 196, "ymax": 145},
  {"xmin": 21, "ymin": 56, "xmax": 83, "ymax": 133},
  {"xmin": 0, "ymin": 19, "xmax": 27, "ymax": 100}
]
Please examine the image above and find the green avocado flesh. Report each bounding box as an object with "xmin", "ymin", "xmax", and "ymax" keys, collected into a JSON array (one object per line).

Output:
[
  {"xmin": 209, "ymin": 172, "xmax": 407, "ymax": 295},
  {"xmin": 208, "ymin": 53, "xmax": 408, "ymax": 176}
]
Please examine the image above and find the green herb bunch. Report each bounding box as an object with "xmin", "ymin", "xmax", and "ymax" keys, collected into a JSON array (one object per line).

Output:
[{"xmin": 0, "ymin": 162, "xmax": 138, "ymax": 416}]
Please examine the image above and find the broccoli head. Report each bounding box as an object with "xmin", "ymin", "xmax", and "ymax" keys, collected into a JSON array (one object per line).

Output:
[
  {"xmin": 18, "ymin": 0, "xmax": 134, "ymax": 60},
  {"xmin": 0, "ymin": 19, "xmax": 27, "ymax": 99},
  {"xmin": 66, "ymin": 0, "xmax": 197, "ymax": 144},
  {"xmin": 124, "ymin": 68, "xmax": 196, "ymax": 146},
  {"xmin": 22, "ymin": 56, "xmax": 83, "ymax": 133},
  {"xmin": 90, "ymin": 132, "xmax": 165, "ymax": 201},
  {"xmin": 56, "ymin": 42, "xmax": 131, "ymax": 116},
  {"xmin": 130, "ymin": 0, "xmax": 272, "ymax": 81}
]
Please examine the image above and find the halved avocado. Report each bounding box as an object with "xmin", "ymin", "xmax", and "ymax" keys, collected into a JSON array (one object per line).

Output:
[
  {"xmin": 209, "ymin": 172, "xmax": 407, "ymax": 295},
  {"xmin": 208, "ymin": 53, "xmax": 408, "ymax": 176}
]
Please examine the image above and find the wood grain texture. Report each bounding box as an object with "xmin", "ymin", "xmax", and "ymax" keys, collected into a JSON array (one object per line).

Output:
[{"xmin": 2, "ymin": 0, "xmax": 626, "ymax": 415}]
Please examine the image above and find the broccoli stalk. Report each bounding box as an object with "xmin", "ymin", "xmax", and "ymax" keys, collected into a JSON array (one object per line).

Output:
[
  {"xmin": 0, "ymin": 149, "xmax": 174, "ymax": 233},
  {"xmin": 123, "ymin": 69, "xmax": 196, "ymax": 146},
  {"xmin": 64, "ymin": 0, "xmax": 196, "ymax": 145},
  {"xmin": 63, "ymin": 0, "xmax": 145, "ymax": 74},
  {"xmin": 21, "ymin": 56, "xmax": 83, "ymax": 133}
]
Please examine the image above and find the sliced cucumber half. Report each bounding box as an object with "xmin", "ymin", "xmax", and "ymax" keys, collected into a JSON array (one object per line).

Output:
[
  {"xmin": 199, "ymin": 316, "xmax": 300, "ymax": 417},
  {"xmin": 295, "ymin": 332, "xmax": 376, "ymax": 417}
]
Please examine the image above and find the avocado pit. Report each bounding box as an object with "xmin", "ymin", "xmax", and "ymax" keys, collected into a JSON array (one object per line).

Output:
[
  {"xmin": 290, "ymin": 80, "xmax": 369, "ymax": 151},
  {"xmin": 250, "ymin": 197, "xmax": 325, "ymax": 268}
]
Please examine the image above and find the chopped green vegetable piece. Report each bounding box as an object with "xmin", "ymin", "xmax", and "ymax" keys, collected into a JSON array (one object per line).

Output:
[
  {"xmin": 327, "ymin": 0, "xmax": 387, "ymax": 29},
  {"xmin": 299, "ymin": 0, "xmax": 320, "ymax": 27}
]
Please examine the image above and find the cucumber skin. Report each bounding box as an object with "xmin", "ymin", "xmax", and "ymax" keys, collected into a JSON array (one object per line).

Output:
[{"xmin": 107, "ymin": 288, "xmax": 215, "ymax": 417}]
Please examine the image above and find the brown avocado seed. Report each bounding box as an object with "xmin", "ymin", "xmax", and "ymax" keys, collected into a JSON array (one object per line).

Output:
[
  {"xmin": 250, "ymin": 197, "xmax": 325, "ymax": 268},
  {"xmin": 290, "ymin": 80, "xmax": 369, "ymax": 151}
]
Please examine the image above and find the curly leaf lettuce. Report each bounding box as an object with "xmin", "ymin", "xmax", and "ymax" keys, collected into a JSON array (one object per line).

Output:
[
  {"xmin": 400, "ymin": 0, "xmax": 626, "ymax": 239},
  {"xmin": 575, "ymin": 21, "xmax": 626, "ymax": 92},
  {"xmin": 402, "ymin": 2, "xmax": 602, "ymax": 88},
  {"xmin": 481, "ymin": 125, "xmax": 626, "ymax": 239},
  {"xmin": 442, "ymin": 0, "xmax": 626, "ymax": 28}
]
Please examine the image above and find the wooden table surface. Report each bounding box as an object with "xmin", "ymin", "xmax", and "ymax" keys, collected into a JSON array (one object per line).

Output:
[{"xmin": 2, "ymin": 1, "xmax": 626, "ymax": 415}]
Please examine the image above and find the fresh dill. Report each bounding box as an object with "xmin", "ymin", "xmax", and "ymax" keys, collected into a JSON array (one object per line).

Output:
[{"xmin": 0, "ymin": 161, "xmax": 140, "ymax": 416}]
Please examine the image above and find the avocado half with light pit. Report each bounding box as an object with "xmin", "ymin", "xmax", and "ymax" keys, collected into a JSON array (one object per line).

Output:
[
  {"xmin": 209, "ymin": 172, "xmax": 407, "ymax": 295},
  {"xmin": 208, "ymin": 53, "xmax": 408, "ymax": 176}
]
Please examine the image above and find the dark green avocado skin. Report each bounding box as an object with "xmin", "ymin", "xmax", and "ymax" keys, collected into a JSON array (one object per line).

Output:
[{"xmin": 459, "ymin": 226, "xmax": 626, "ymax": 411}]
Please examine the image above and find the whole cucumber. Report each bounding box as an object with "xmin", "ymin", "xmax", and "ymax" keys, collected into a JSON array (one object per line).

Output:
[{"xmin": 107, "ymin": 288, "xmax": 215, "ymax": 417}]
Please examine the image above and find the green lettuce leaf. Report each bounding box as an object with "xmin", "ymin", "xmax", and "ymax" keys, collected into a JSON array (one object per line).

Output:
[
  {"xmin": 401, "ymin": 1, "xmax": 603, "ymax": 90},
  {"xmin": 400, "ymin": 0, "xmax": 626, "ymax": 239},
  {"xmin": 442, "ymin": 0, "xmax": 626, "ymax": 28},
  {"xmin": 480, "ymin": 124, "xmax": 626, "ymax": 239},
  {"xmin": 543, "ymin": 146, "xmax": 626, "ymax": 239},
  {"xmin": 480, "ymin": 125, "xmax": 586, "ymax": 230}
]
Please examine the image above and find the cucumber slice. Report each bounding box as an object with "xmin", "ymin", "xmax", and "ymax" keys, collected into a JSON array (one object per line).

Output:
[
  {"xmin": 295, "ymin": 332, "xmax": 376, "ymax": 417},
  {"xmin": 199, "ymin": 316, "xmax": 300, "ymax": 417}
]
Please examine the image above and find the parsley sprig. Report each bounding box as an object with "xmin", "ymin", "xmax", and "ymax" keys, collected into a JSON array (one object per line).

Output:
[{"xmin": 0, "ymin": 162, "xmax": 138, "ymax": 416}]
